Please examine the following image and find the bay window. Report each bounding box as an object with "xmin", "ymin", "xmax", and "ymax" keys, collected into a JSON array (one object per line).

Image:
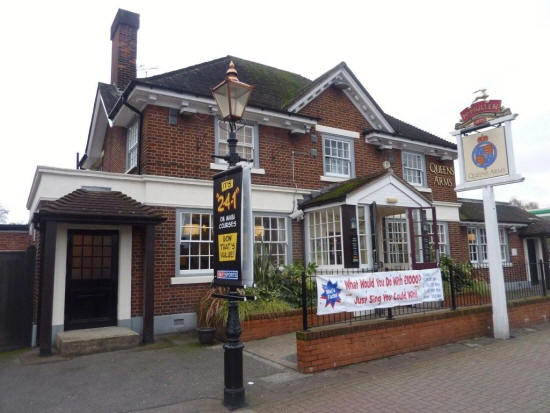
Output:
[{"xmin": 308, "ymin": 207, "xmax": 343, "ymax": 267}]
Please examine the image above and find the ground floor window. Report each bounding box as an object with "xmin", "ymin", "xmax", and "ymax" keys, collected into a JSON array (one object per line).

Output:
[
  {"xmin": 384, "ymin": 218, "xmax": 409, "ymax": 264},
  {"xmin": 467, "ymin": 226, "xmax": 508, "ymax": 263},
  {"xmin": 254, "ymin": 215, "xmax": 288, "ymax": 266},
  {"xmin": 429, "ymin": 222, "xmax": 449, "ymax": 257},
  {"xmin": 308, "ymin": 207, "xmax": 343, "ymax": 267},
  {"xmin": 178, "ymin": 211, "xmax": 213, "ymax": 273}
]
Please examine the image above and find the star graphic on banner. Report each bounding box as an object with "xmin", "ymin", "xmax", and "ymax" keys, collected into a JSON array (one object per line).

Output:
[{"xmin": 321, "ymin": 280, "xmax": 342, "ymax": 308}]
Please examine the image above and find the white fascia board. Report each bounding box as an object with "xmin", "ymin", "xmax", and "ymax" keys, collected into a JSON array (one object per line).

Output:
[
  {"xmin": 459, "ymin": 220, "xmax": 529, "ymax": 228},
  {"xmin": 287, "ymin": 67, "xmax": 394, "ymax": 134},
  {"xmin": 27, "ymin": 166, "xmax": 315, "ymax": 217},
  {"xmin": 315, "ymin": 124, "xmax": 359, "ymax": 139},
  {"xmin": 365, "ymin": 131, "xmax": 458, "ymax": 158},
  {"xmin": 302, "ymin": 201, "xmax": 345, "ymax": 213},
  {"xmin": 118, "ymin": 85, "xmax": 317, "ymax": 131},
  {"xmin": 83, "ymin": 93, "xmax": 109, "ymax": 169}
]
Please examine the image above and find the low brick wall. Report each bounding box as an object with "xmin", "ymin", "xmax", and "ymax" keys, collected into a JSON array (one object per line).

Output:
[{"xmin": 296, "ymin": 297, "xmax": 550, "ymax": 373}]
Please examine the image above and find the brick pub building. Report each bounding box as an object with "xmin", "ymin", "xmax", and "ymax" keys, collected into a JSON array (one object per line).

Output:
[{"xmin": 21, "ymin": 9, "xmax": 550, "ymax": 352}]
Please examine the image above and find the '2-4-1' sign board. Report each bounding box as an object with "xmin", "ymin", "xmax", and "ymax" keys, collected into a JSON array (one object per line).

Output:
[{"xmin": 212, "ymin": 165, "xmax": 254, "ymax": 288}]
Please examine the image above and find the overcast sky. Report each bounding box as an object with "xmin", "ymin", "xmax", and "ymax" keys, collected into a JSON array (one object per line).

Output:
[{"xmin": 1, "ymin": 0, "xmax": 549, "ymax": 223}]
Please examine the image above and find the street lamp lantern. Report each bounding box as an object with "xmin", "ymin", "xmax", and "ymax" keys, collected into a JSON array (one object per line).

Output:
[{"xmin": 211, "ymin": 61, "xmax": 254, "ymax": 122}]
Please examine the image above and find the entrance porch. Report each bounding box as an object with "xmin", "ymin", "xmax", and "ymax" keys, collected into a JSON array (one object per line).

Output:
[{"xmin": 33, "ymin": 188, "xmax": 164, "ymax": 355}]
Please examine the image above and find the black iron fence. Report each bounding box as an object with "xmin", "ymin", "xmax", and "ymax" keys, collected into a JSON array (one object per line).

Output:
[{"xmin": 301, "ymin": 260, "xmax": 549, "ymax": 331}]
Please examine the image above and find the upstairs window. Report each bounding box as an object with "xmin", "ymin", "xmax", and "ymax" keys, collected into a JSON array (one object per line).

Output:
[
  {"xmin": 126, "ymin": 121, "xmax": 139, "ymax": 172},
  {"xmin": 216, "ymin": 120, "xmax": 257, "ymax": 166},
  {"xmin": 402, "ymin": 151, "xmax": 426, "ymax": 187},
  {"xmin": 323, "ymin": 136, "xmax": 354, "ymax": 178}
]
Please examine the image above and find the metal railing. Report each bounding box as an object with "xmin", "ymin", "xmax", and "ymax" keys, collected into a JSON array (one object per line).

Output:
[{"xmin": 301, "ymin": 260, "xmax": 549, "ymax": 331}]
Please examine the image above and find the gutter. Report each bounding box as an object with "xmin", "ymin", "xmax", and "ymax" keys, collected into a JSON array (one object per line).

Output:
[{"xmin": 123, "ymin": 96, "xmax": 143, "ymax": 175}]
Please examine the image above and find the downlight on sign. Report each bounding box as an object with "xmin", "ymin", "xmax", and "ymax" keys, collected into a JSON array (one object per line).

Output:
[
  {"xmin": 462, "ymin": 126, "xmax": 509, "ymax": 182},
  {"xmin": 316, "ymin": 268, "xmax": 444, "ymax": 315}
]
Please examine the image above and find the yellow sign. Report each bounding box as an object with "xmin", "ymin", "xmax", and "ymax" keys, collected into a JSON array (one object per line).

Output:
[
  {"xmin": 462, "ymin": 126, "xmax": 509, "ymax": 182},
  {"xmin": 221, "ymin": 179, "xmax": 234, "ymax": 192},
  {"xmin": 218, "ymin": 233, "xmax": 237, "ymax": 262}
]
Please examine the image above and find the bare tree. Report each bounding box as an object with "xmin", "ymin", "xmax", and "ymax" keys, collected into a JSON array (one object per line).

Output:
[
  {"xmin": 0, "ymin": 205, "xmax": 8, "ymax": 224},
  {"xmin": 510, "ymin": 197, "xmax": 539, "ymax": 210}
]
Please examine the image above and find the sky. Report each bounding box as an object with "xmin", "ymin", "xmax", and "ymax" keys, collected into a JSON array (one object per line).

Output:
[{"xmin": 1, "ymin": 0, "xmax": 549, "ymax": 223}]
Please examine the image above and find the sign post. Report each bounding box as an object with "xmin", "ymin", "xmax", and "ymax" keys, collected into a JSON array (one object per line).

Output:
[{"xmin": 452, "ymin": 93, "xmax": 523, "ymax": 339}]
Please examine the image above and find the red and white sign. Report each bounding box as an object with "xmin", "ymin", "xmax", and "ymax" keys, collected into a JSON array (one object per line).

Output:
[
  {"xmin": 455, "ymin": 99, "xmax": 511, "ymax": 130},
  {"xmin": 316, "ymin": 268, "xmax": 444, "ymax": 315}
]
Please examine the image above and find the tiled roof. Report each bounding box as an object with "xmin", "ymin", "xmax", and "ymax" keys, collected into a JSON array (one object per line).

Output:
[
  {"xmin": 519, "ymin": 219, "xmax": 550, "ymax": 237},
  {"xmin": 98, "ymin": 82, "xmax": 121, "ymax": 113},
  {"xmin": 138, "ymin": 56, "xmax": 311, "ymax": 113},
  {"xmin": 128, "ymin": 56, "xmax": 455, "ymax": 149},
  {"xmin": 36, "ymin": 189, "xmax": 164, "ymax": 223},
  {"xmin": 458, "ymin": 199, "xmax": 538, "ymax": 224}
]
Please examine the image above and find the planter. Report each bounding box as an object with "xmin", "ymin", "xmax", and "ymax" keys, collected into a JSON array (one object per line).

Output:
[{"xmin": 196, "ymin": 327, "xmax": 216, "ymax": 345}]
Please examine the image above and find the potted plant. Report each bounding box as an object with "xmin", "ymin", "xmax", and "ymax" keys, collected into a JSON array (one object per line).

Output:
[{"xmin": 196, "ymin": 288, "xmax": 223, "ymax": 345}]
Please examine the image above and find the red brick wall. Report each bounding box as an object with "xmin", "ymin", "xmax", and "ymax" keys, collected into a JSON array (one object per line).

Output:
[
  {"xmin": 0, "ymin": 231, "xmax": 32, "ymax": 251},
  {"xmin": 102, "ymin": 126, "xmax": 127, "ymax": 173},
  {"xmin": 111, "ymin": 22, "xmax": 137, "ymax": 90},
  {"xmin": 449, "ymin": 223, "xmax": 469, "ymax": 262},
  {"xmin": 297, "ymin": 297, "xmax": 550, "ymax": 373},
  {"xmin": 131, "ymin": 207, "xmax": 210, "ymax": 317},
  {"xmin": 292, "ymin": 220, "xmax": 304, "ymax": 263}
]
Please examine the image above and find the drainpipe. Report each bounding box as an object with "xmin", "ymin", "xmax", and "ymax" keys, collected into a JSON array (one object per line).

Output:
[{"xmin": 123, "ymin": 98, "xmax": 143, "ymax": 175}]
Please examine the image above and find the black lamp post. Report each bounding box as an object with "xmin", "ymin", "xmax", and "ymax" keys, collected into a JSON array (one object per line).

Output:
[{"xmin": 211, "ymin": 61, "xmax": 254, "ymax": 409}]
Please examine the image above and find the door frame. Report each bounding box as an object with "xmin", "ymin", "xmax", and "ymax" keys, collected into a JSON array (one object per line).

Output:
[
  {"xmin": 64, "ymin": 229, "xmax": 119, "ymax": 331},
  {"xmin": 524, "ymin": 237, "xmax": 542, "ymax": 283}
]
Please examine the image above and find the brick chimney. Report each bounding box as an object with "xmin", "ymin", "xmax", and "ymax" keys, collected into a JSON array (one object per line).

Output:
[{"xmin": 110, "ymin": 9, "xmax": 139, "ymax": 91}]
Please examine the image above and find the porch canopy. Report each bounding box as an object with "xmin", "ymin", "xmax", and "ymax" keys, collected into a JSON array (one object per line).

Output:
[
  {"xmin": 33, "ymin": 188, "xmax": 165, "ymax": 356},
  {"xmin": 300, "ymin": 169, "xmax": 437, "ymax": 270}
]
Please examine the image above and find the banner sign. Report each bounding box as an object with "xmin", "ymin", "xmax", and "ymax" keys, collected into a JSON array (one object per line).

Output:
[
  {"xmin": 316, "ymin": 268, "xmax": 444, "ymax": 315},
  {"xmin": 212, "ymin": 165, "xmax": 253, "ymax": 287},
  {"xmin": 462, "ymin": 126, "xmax": 509, "ymax": 182}
]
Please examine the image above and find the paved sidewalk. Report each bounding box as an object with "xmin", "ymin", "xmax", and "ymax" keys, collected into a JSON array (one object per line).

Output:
[
  {"xmin": 248, "ymin": 324, "xmax": 550, "ymax": 413},
  {"xmin": 1, "ymin": 324, "xmax": 550, "ymax": 412}
]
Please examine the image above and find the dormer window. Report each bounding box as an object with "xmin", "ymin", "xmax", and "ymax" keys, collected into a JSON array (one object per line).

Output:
[
  {"xmin": 402, "ymin": 151, "xmax": 426, "ymax": 187},
  {"xmin": 126, "ymin": 121, "xmax": 139, "ymax": 172},
  {"xmin": 215, "ymin": 120, "xmax": 258, "ymax": 166}
]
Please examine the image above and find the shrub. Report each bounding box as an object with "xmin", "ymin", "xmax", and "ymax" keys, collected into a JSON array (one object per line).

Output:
[{"xmin": 440, "ymin": 255, "xmax": 474, "ymax": 293}]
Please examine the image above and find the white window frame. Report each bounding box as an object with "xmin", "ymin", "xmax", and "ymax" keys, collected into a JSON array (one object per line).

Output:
[
  {"xmin": 253, "ymin": 215, "xmax": 290, "ymax": 267},
  {"xmin": 176, "ymin": 210, "xmax": 214, "ymax": 277},
  {"xmin": 428, "ymin": 221, "xmax": 449, "ymax": 257},
  {"xmin": 467, "ymin": 226, "xmax": 509, "ymax": 264},
  {"xmin": 402, "ymin": 151, "xmax": 426, "ymax": 187},
  {"xmin": 384, "ymin": 218, "xmax": 409, "ymax": 265},
  {"xmin": 215, "ymin": 120, "xmax": 259, "ymax": 167},
  {"xmin": 356, "ymin": 205, "xmax": 370, "ymax": 268},
  {"xmin": 307, "ymin": 206, "xmax": 344, "ymax": 268},
  {"xmin": 126, "ymin": 121, "xmax": 139, "ymax": 172},
  {"xmin": 322, "ymin": 135, "xmax": 354, "ymax": 179}
]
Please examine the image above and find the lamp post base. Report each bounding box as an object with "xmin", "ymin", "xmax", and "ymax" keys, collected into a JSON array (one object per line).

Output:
[{"xmin": 223, "ymin": 291, "xmax": 245, "ymax": 409}]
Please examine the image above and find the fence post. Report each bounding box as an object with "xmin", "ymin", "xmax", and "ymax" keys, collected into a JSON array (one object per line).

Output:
[
  {"xmin": 449, "ymin": 265, "xmax": 457, "ymax": 310},
  {"xmin": 386, "ymin": 308, "xmax": 393, "ymax": 320},
  {"xmin": 301, "ymin": 269, "xmax": 308, "ymax": 331},
  {"xmin": 539, "ymin": 259, "xmax": 547, "ymax": 297}
]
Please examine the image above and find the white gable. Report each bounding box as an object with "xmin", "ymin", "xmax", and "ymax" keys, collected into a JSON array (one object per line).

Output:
[
  {"xmin": 346, "ymin": 174, "xmax": 431, "ymax": 208},
  {"xmin": 287, "ymin": 65, "xmax": 394, "ymax": 133}
]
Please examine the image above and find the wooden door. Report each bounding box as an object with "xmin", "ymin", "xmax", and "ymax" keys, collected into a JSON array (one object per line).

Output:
[{"xmin": 65, "ymin": 231, "xmax": 119, "ymax": 331}]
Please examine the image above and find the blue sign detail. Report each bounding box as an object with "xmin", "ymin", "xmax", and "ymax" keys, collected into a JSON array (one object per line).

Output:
[
  {"xmin": 217, "ymin": 270, "xmax": 239, "ymax": 280},
  {"xmin": 321, "ymin": 280, "xmax": 342, "ymax": 308},
  {"xmin": 472, "ymin": 141, "xmax": 497, "ymax": 170}
]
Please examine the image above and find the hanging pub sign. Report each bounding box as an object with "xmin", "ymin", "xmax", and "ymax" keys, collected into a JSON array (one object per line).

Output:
[
  {"xmin": 212, "ymin": 165, "xmax": 254, "ymax": 287},
  {"xmin": 453, "ymin": 92, "xmax": 523, "ymax": 192}
]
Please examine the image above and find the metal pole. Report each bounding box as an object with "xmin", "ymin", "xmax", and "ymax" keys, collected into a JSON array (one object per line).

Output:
[
  {"xmin": 301, "ymin": 269, "xmax": 308, "ymax": 331},
  {"xmin": 223, "ymin": 118, "xmax": 245, "ymax": 409},
  {"xmin": 449, "ymin": 264, "xmax": 457, "ymax": 310},
  {"xmin": 482, "ymin": 185, "xmax": 510, "ymax": 339},
  {"xmin": 539, "ymin": 259, "xmax": 547, "ymax": 297}
]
